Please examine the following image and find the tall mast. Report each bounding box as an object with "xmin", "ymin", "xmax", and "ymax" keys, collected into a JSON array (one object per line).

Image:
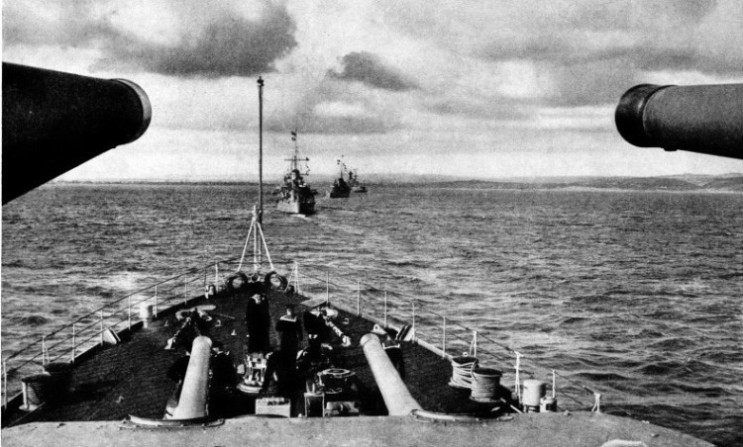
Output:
[
  {"xmin": 286, "ymin": 130, "xmax": 308, "ymax": 175},
  {"xmin": 257, "ymin": 76, "xmax": 264, "ymax": 225},
  {"xmin": 292, "ymin": 131, "xmax": 299, "ymax": 171}
]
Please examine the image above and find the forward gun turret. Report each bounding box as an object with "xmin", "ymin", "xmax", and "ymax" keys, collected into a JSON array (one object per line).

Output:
[
  {"xmin": 615, "ymin": 83, "xmax": 743, "ymax": 160},
  {"xmin": 2, "ymin": 63, "xmax": 152, "ymax": 203}
]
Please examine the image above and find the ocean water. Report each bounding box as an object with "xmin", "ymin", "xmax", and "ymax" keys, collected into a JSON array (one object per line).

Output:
[{"xmin": 2, "ymin": 183, "xmax": 742, "ymax": 446}]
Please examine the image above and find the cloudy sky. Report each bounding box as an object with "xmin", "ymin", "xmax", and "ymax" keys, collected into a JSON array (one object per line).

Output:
[{"xmin": 4, "ymin": 0, "xmax": 743, "ymax": 181}]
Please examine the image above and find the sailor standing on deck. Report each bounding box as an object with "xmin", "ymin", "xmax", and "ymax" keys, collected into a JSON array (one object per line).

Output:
[
  {"xmin": 303, "ymin": 307, "xmax": 329, "ymax": 344},
  {"xmin": 245, "ymin": 293, "xmax": 271, "ymax": 353},
  {"xmin": 276, "ymin": 304, "xmax": 303, "ymax": 390}
]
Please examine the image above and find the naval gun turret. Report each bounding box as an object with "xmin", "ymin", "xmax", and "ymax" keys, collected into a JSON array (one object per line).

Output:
[
  {"xmin": 2, "ymin": 63, "xmax": 152, "ymax": 204},
  {"xmin": 615, "ymin": 83, "xmax": 743, "ymax": 160}
]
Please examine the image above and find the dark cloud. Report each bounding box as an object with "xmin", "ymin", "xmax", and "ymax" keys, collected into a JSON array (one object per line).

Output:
[
  {"xmin": 4, "ymin": 1, "xmax": 297, "ymax": 78},
  {"xmin": 328, "ymin": 51, "xmax": 419, "ymax": 91},
  {"xmin": 99, "ymin": 6, "xmax": 296, "ymax": 77}
]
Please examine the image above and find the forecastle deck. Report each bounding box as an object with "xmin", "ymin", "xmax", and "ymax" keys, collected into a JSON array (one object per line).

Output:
[{"xmin": 2, "ymin": 283, "xmax": 714, "ymax": 446}]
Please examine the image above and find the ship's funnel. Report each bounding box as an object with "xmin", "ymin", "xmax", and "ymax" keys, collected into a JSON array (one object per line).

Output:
[{"xmin": 615, "ymin": 83, "xmax": 743, "ymax": 160}]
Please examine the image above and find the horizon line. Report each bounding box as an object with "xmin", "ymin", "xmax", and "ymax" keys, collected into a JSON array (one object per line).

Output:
[{"xmin": 51, "ymin": 172, "xmax": 743, "ymax": 185}]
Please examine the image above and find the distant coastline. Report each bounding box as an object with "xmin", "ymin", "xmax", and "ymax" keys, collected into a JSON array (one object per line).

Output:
[{"xmin": 51, "ymin": 174, "xmax": 743, "ymax": 193}]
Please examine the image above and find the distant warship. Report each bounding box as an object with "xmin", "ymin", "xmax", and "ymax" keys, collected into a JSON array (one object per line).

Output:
[
  {"xmin": 327, "ymin": 158, "xmax": 351, "ymax": 198},
  {"xmin": 276, "ymin": 129, "xmax": 316, "ymax": 215},
  {"xmin": 348, "ymin": 169, "xmax": 367, "ymax": 193}
]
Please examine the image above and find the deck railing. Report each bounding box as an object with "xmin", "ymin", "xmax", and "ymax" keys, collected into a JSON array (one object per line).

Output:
[
  {"xmin": 1, "ymin": 257, "xmax": 242, "ymax": 406},
  {"xmin": 2, "ymin": 258, "xmax": 604, "ymax": 413},
  {"xmin": 290, "ymin": 262, "xmax": 605, "ymax": 412}
]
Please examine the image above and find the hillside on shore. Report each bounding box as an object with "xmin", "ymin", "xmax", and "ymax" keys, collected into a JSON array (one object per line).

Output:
[
  {"xmin": 53, "ymin": 174, "xmax": 743, "ymax": 192},
  {"xmin": 370, "ymin": 174, "xmax": 743, "ymax": 192}
]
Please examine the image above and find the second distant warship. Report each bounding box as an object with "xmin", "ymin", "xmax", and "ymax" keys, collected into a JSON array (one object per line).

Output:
[{"xmin": 327, "ymin": 158, "xmax": 351, "ymax": 198}]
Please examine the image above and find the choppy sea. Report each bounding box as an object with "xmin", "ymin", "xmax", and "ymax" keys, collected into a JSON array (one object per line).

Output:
[{"xmin": 2, "ymin": 183, "xmax": 742, "ymax": 446}]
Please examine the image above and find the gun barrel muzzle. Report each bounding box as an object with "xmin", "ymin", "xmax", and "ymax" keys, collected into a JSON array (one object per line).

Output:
[
  {"xmin": 615, "ymin": 83, "xmax": 743, "ymax": 160},
  {"xmin": 2, "ymin": 63, "xmax": 152, "ymax": 203}
]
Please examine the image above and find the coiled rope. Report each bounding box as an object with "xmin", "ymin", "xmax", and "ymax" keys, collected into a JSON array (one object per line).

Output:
[{"xmin": 449, "ymin": 356, "xmax": 478, "ymax": 389}]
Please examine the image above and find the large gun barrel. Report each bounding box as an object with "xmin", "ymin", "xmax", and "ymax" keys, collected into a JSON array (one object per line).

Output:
[
  {"xmin": 2, "ymin": 63, "xmax": 152, "ymax": 203},
  {"xmin": 615, "ymin": 83, "xmax": 743, "ymax": 160}
]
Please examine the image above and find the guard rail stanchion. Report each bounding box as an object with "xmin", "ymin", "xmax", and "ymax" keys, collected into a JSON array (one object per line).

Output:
[
  {"xmin": 71, "ymin": 324, "xmax": 76, "ymax": 363},
  {"xmin": 442, "ymin": 316, "xmax": 447, "ymax": 358}
]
